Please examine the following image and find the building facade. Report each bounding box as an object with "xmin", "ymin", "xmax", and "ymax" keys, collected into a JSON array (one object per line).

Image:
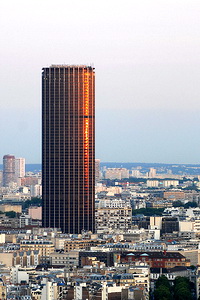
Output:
[
  {"xmin": 96, "ymin": 202, "xmax": 132, "ymax": 233},
  {"xmin": 42, "ymin": 65, "xmax": 95, "ymax": 233},
  {"xmin": 120, "ymin": 251, "xmax": 190, "ymax": 269},
  {"xmin": 20, "ymin": 240, "xmax": 54, "ymax": 263}
]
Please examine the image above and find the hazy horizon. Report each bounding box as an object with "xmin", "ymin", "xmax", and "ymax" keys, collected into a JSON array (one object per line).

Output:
[{"xmin": 1, "ymin": 1, "xmax": 200, "ymax": 164}]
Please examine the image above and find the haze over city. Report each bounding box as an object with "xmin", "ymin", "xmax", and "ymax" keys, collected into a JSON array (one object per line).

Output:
[{"xmin": 1, "ymin": 0, "xmax": 200, "ymax": 163}]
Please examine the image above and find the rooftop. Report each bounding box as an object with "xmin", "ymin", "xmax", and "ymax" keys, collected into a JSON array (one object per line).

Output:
[{"xmin": 49, "ymin": 64, "xmax": 94, "ymax": 69}]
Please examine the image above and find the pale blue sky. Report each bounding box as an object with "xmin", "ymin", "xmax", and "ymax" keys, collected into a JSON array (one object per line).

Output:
[{"xmin": 1, "ymin": 0, "xmax": 200, "ymax": 163}]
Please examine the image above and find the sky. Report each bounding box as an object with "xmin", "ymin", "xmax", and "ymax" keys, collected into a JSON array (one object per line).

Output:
[{"xmin": 1, "ymin": 0, "xmax": 200, "ymax": 164}]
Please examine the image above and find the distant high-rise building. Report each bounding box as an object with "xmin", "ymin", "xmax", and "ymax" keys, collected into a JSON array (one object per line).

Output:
[
  {"xmin": 131, "ymin": 169, "xmax": 141, "ymax": 178},
  {"xmin": 30, "ymin": 184, "xmax": 42, "ymax": 197},
  {"xmin": 0, "ymin": 171, "xmax": 3, "ymax": 187},
  {"xmin": 3, "ymin": 154, "xmax": 16, "ymax": 187},
  {"xmin": 15, "ymin": 157, "xmax": 25, "ymax": 179},
  {"xmin": 95, "ymin": 159, "xmax": 101, "ymax": 183},
  {"xmin": 42, "ymin": 65, "xmax": 95, "ymax": 234},
  {"xmin": 148, "ymin": 168, "xmax": 156, "ymax": 178}
]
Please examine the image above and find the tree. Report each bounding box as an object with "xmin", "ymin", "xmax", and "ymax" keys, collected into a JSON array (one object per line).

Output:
[
  {"xmin": 22, "ymin": 197, "xmax": 42, "ymax": 209},
  {"xmin": 173, "ymin": 277, "xmax": 193, "ymax": 300},
  {"xmin": 5, "ymin": 211, "xmax": 16, "ymax": 218},
  {"xmin": 184, "ymin": 202, "xmax": 197, "ymax": 209},
  {"xmin": 154, "ymin": 276, "xmax": 172, "ymax": 300},
  {"xmin": 174, "ymin": 287, "xmax": 192, "ymax": 300},
  {"xmin": 173, "ymin": 201, "xmax": 184, "ymax": 208},
  {"xmin": 154, "ymin": 285, "xmax": 172, "ymax": 300},
  {"xmin": 132, "ymin": 207, "xmax": 164, "ymax": 216},
  {"xmin": 155, "ymin": 275, "xmax": 171, "ymax": 290}
]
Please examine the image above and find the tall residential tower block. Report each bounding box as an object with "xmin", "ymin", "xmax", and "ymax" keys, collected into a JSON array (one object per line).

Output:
[
  {"xmin": 15, "ymin": 157, "xmax": 25, "ymax": 179},
  {"xmin": 3, "ymin": 155, "xmax": 15, "ymax": 187},
  {"xmin": 42, "ymin": 65, "xmax": 95, "ymax": 233}
]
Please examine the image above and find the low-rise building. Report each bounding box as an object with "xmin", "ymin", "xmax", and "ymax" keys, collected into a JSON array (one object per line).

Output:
[
  {"xmin": 20, "ymin": 214, "xmax": 32, "ymax": 228},
  {"xmin": 120, "ymin": 251, "xmax": 190, "ymax": 268},
  {"xmin": 64, "ymin": 239, "xmax": 98, "ymax": 252},
  {"xmin": 163, "ymin": 190, "xmax": 185, "ymax": 200},
  {"xmin": 0, "ymin": 204, "xmax": 22, "ymax": 213},
  {"xmin": 147, "ymin": 180, "xmax": 159, "ymax": 188},
  {"xmin": 162, "ymin": 180, "xmax": 179, "ymax": 188},
  {"xmin": 0, "ymin": 278, "xmax": 6, "ymax": 300},
  {"xmin": 20, "ymin": 240, "xmax": 54, "ymax": 263},
  {"xmin": 28, "ymin": 206, "xmax": 42, "ymax": 220},
  {"xmin": 50, "ymin": 251, "xmax": 79, "ymax": 267},
  {"xmin": 105, "ymin": 168, "xmax": 129, "ymax": 180}
]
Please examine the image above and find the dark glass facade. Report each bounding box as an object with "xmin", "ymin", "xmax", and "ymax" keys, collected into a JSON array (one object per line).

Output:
[{"xmin": 42, "ymin": 65, "xmax": 95, "ymax": 233}]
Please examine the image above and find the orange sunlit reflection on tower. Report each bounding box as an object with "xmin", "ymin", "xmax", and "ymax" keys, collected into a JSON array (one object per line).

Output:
[{"xmin": 84, "ymin": 72, "xmax": 89, "ymax": 195}]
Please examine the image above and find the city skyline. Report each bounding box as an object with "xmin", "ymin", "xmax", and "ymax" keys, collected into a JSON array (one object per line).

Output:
[
  {"xmin": 1, "ymin": 1, "xmax": 200, "ymax": 164},
  {"xmin": 1, "ymin": 1, "xmax": 200, "ymax": 295}
]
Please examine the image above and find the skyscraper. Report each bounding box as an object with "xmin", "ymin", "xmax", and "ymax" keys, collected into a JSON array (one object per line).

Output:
[
  {"xmin": 42, "ymin": 65, "xmax": 95, "ymax": 234},
  {"xmin": 15, "ymin": 157, "xmax": 25, "ymax": 179},
  {"xmin": 3, "ymin": 154, "xmax": 16, "ymax": 187},
  {"xmin": 95, "ymin": 159, "xmax": 101, "ymax": 183}
]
